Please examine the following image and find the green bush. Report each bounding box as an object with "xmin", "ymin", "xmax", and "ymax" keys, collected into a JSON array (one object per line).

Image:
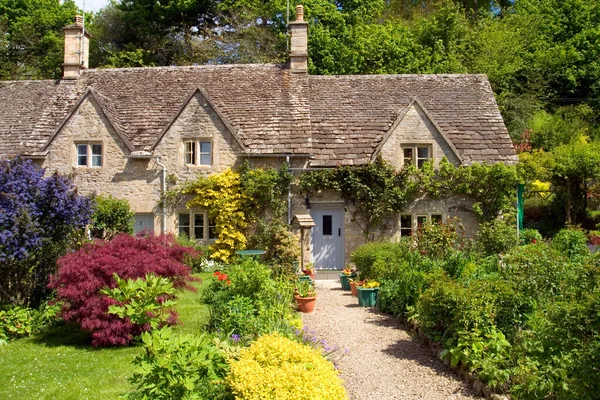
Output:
[
  {"xmin": 519, "ymin": 228, "xmax": 542, "ymax": 245},
  {"xmin": 511, "ymin": 291, "xmax": 600, "ymax": 399},
  {"xmin": 127, "ymin": 327, "xmax": 231, "ymax": 400},
  {"xmin": 351, "ymin": 239, "xmax": 420, "ymax": 281},
  {"xmin": 0, "ymin": 302, "xmax": 61, "ymax": 343},
  {"xmin": 415, "ymin": 220, "xmax": 461, "ymax": 260},
  {"xmin": 552, "ymin": 228, "xmax": 589, "ymax": 260},
  {"xmin": 90, "ymin": 195, "xmax": 134, "ymax": 239},
  {"xmin": 377, "ymin": 269, "xmax": 428, "ymax": 318},
  {"xmin": 203, "ymin": 259, "xmax": 297, "ymax": 339},
  {"xmin": 475, "ymin": 218, "xmax": 518, "ymax": 256},
  {"xmin": 501, "ymin": 243, "xmax": 574, "ymax": 302},
  {"xmin": 175, "ymin": 234, "xmax": 210, "ymax": 273}
]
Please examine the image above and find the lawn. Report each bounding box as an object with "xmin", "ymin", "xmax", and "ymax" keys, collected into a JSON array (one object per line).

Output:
[{"xmin": 0, "ymin": 273, "xmax": 211, "ymax": 400}]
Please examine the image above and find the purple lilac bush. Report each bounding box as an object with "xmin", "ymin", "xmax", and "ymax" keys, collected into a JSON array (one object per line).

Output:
[{"xmin": 0, "ymin": 158, "xmax": 92, "ymax": 305}]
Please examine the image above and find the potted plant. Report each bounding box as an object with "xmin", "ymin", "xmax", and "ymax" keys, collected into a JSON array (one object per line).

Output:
[
  {"xmin": 295, "ymin": 280, "xmax": 317, "ymax": 313},
  {"xmin": 302, "ymin": 263, "xmax": 315, "ymax": 280},
  {"xmin": 589, "ymin": 230, "xmax": 600, "ymax": 246},
  {"xmin": 357, "ymin": 280, "xmax": 380, "ymax": 307},
  {"xmin": 339, "ymin": 267, "xmax": 356, "ymax": 291},
  {"xmin": 349, "ymin": 278, "xmax": 364, "ymax": 297}
]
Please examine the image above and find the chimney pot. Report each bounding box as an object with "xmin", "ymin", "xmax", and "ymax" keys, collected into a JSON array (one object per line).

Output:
[
  {"xmin": 295, "ymin": 5, "xmax": 304, "ymax": 22},
  {"xmin": 75, "ymin": 15, "xmax": 84, "ymax": 27}
]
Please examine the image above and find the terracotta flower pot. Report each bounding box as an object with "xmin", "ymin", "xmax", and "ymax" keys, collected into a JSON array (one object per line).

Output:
[
  {"xmin": 295, "ymin": 295, "xmax": 317, "ymax": 313},
  {"xmin": 350, "ymin": 281, "xmax": 364, "ymax": 297}
]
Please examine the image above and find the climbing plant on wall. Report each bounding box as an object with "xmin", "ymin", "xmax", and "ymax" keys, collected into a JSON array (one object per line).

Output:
[
  {"xmin": 299, "ymin": 156, "xmax": 518, "ymax": 239},
  {"xmin": 166, "ymin": 164, "xmax": 293, "ymax": 262}
]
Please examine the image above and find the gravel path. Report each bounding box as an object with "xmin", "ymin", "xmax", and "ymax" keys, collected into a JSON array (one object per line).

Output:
[{"xmin": 301, "ymin": 284, "xmax": 482, "ymax": 400}]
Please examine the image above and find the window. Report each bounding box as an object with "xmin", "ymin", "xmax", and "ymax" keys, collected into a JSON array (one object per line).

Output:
[
  {"xmin": 399, "ymin": 213, "xmax": 444, "ymax": 237},
  {"xmin": 184, "ymin": 140, "xmax": 212, "ymax": 166},
  {"xmin": 178, "ymin": 211, "xmax": 216, "ymax": 241},
  {"xmin": 322, "ymin": 215, "xmax": 333, "ymax": 236},
  {"xmin": 402, "ymin": 145, "xmax": 432, "ymax": 168},
  {"xmin": 76, "ymin": 143, "xmax": 102, "ymax": 167}
]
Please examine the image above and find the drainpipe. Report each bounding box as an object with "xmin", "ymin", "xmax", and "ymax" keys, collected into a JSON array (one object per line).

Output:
[
  {"xmin": 155, "ymin": 156, "xmax": 167, "ymax": 235},
  {"xmin": 287, "ymin": 156, "xmax": 292, "ymax": 224}
]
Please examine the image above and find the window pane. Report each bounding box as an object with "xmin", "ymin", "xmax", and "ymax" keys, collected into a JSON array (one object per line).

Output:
[
  {"xmin": 323, "ymin": 215, "xmax": 333, "ymax": 236},
  {"xmin": 400, "ymin": 215, "xmax": 412, "ymax": 236},
  {"xmin": 200, "ymin": 154, "xmax": 211, "ymax": 165},
  {"xmin": 91, "ymin": 144, "xmax": 102, "ymax": 167},
  {"xmin": 208, "ymin": 218, "xmax": 217, "ymax": 239},
  {"xmin": 431, "ymin": 214, "xmax": 443, "ymax": 224},
  {"xmin": 200, "ymin": 142, "xmax": 211, "ymax": 153},
  {"xmin": 194, "ymin": 213, "xmax": 205, "ymax": 239},
  {"xmin": 77, "ymin": 144, "xmax": 88, "ymax": 166},
  {"xmin": 178, "ymin": 213, "xmax": 190, "ymax": 236},
  {"xmin": 417, "ymin": 215, "xmax": 427, "ymax": 228},
  {"xmin": 417, "ymin": 147, "xmax": 429, "ymax": 158},
  {"xmin": 185, "ymin": 141, "xmax": 196, "ymax": 165},
  {"xmin": 417, "ymin": 159, "xmax": 427, "ymax": 169},
  {"xmin": 403, "ymin": 148, "xmax": 413, "ymax": 164},
  {"xmin": 199, "ymin": 142, "xmax": 211, "ymax": 165}
]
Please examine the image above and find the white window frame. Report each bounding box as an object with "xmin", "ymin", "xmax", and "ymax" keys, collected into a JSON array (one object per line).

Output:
[
  {"xmin": 401, "ymin": 144, "xmax": 433, "ymax": 169},
  {"xmin": 183, "ymin": 140, "xmax": 212, "ymax": 166},
  {"xmin": 177, "ymin": 210, "xmax": 217, "ymax": 241},
  {"xmin": 75, "ymin": 143, "xmax": 103, "ymax": 168},
  {"xmin": 399, "ymin": 213, "xmax": 444, "ymax": 237}
]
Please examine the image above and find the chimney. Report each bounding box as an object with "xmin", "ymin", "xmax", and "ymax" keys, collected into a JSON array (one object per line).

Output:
[
  {"xmin": 62, "ymin": 15, "xmax": 91, "ymax": 79},
  {"xmin": 289, "ymin": 5, "xmax": 308, "ymax": 74}
]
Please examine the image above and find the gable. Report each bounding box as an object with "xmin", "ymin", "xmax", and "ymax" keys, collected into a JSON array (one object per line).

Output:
[{"xmin": 374, "ymin": 100, "xmax": 461, "ymax": 168}]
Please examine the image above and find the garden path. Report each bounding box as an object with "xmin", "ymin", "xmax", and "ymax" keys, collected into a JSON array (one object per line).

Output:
[{"xmin": 301, "ymin": 281, "xmax": 481, "ymax": 400}]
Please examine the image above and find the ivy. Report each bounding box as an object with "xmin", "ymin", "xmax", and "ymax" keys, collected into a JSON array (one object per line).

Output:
[{"xmin": 299, "ymin": 157, "xmax": 518, "ymax": 238}]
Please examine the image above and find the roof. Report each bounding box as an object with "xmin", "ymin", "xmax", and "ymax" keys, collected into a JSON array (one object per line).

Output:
[
  {"xmin": 0, "ymin": 65, "xmax": 517, "ymax": 165},
  {"xmin": 292, "ymin": 214, "xmax": 315, "ymax": 228}
]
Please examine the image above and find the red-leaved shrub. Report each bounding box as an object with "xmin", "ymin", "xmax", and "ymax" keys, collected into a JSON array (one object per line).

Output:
[{"xmin": 49, "ymin": 234, "xmax": 196, "ymax": 346}]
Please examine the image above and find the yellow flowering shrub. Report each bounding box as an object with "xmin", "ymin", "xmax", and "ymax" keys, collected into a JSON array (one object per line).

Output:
[
  {"xmin": 227, "ymin": 333, "xmax": 347, "ymax": 400},
  {"xmin": 184, "ymin": 168, "xmax": 248, "ymax": 262}
]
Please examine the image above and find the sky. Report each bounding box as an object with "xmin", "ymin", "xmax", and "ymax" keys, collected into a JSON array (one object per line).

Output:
[{"xmin": 81, "ymin": 0, "xmax": 109, "ymax": 13}]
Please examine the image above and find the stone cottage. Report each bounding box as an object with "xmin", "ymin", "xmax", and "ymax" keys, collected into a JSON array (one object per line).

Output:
[{"xmin": 0, "ymin": 7, "xmax": 517, "ymax": 269}]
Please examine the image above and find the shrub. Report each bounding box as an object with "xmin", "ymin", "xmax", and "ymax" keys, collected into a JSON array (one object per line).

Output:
[
  {"xmin": 475, "ymin": 218, "xmax": 518, "ymax": 256},
  {"xmin": 227, "ymin": 332, "xmax": 347, "ymax": 400},
  {"xmin": 203, "ymin": 259, "xmax": 296, "ymax": 339},
  {"xmin": 49, "ymin": 234, "xmax": 195, "ymax": 346},
  {"xmin": 519, "ymin": 228, "xmax": 542, "ymax": 245},
  {"xmin": 377, "ymin": 269, "xmax": 427, "ymax": 318},
  {"xmin": 0, "ymin": 302, "xmax": 61, "ymax": 343},
  {"xmin": 351, "ymin": 239, "xmax": 420, "ymax": 281},
  {"xmin": 248, "ymin": 220, "xmax": 300, "ymax": 272},
  {"xmin": 414, "ymin": 219, "xmax": 461, "ymax": 260},
  {"xmin": 175, "ymin": 234, "xmax": 209, "ymax": 273},
  {"xmin": 501, "ymin": 242, "xmax": 574, "ymax": 302},
  {"xmin": 0, "ymin": 158, "xmax": 92, "ymax": 305},
  {"xmin": 552, "ymin": 228, "xmax": 589, "ymax": 259},
  {"xmin": 90, "ymin": 195, "xmax": 134, "ymax": 239},
  {"xmin": 102, "ymin": 274, "xmax": 178, "ymax": 329},
  {"xmin": 128, "ymin": 327, "xmax": 230, "ymax": 400}
]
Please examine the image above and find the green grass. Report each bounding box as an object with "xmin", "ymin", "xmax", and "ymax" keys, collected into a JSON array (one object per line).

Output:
[{"xmin": 0, "ymin": 273, "xmax": 212, "ymax": 400}]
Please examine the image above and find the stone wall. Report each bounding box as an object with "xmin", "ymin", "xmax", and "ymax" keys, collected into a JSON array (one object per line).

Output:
[{"xmin": 379, "ymin": 102, "xmax": 461, "ymax": 169}]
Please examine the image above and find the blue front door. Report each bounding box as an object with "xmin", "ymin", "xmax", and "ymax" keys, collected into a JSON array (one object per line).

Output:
[{"xmin": 310, "ymin": 207, "xmax": 345, "ymax": 270}]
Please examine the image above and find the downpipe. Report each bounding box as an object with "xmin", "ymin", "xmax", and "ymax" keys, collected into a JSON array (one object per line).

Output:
[{"xmin": 155, "ymin": 156, "xmax": 167, "ymax": 235}]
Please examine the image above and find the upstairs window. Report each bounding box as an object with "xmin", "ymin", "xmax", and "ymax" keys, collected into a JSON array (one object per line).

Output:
[
  {"xmin": 76, "ymin": 143, "xmax": 102, "ymax": 167},
  {"xmin": 184, "ymin": 140, "xmax": 212, "ymax": 166},
  {"xmin": 402, "ymin": 145, "xmax": 432, "ymax": 168}
]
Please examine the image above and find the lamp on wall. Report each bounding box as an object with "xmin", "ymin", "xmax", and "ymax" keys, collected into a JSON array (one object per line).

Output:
[{"xmin": 304, "ymin": 194, "xmax": 311, "ymax": 209}]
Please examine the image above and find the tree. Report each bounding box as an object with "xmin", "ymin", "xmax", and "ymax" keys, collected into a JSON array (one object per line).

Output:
[
  {"xmin": 90, "ymin": 195, "xmax": 134, "ymax": 239},
  {"xmin": 0, "ymin": 0, "xmax": 79, "ymax": 79},
  {"xmin": 0, "ymin": 158, "xmax": 92, "ymax": 305}
]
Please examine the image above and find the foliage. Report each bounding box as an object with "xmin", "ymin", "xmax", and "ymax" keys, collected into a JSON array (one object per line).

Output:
[
  {"xmin": 127, "ymin": 327, "xmax": 231, "ymax": 400},
  {"xmin": 0, "ymin": 0, "xmax": 79, "ymax": 79},
  {"xmin": 175, "ymin": 234, "xmax": 210, "ymax": 273},
  {"xmin": 227, "ymin": 332, "xmax": 347, "ymax": 400},
  {"xmin": 474, "ymin": 217, "xmax": 518, "ymax": 256},
  {"xmin": 295, "ymin": 279, "xmax": 316, "ymax": 298},
  {"xmin": 247, "ymin": 220, "xmax": 300, "ymax": 271},
  {"xmin": 0, "ymin": 302, "xmax": 61, "ymax": 343},
  {"xmin": 90, "ymin": 195, "xmax": 134, "ymax": 239},
  {"xmin": 519, "ymin": 228, "xmax": 542, "ymax": 245},
  {"xmin": 415, "ymin": 219, "xmax": 462, "ymax": 260},
  {"xmin": 48, "ymin": 234, "xmax": 196, "ymax": 346},
  {"xmin": 0, "ymin": 158, "xmax": 92, "ymax": 306},
  {"xmin": 350, "ymin": 240, "xmax": 421, "ymax": 281},
  {"xmin": 169, "ymin": 165, "xmax": 293, "ymax": 263},
  {"xmin": 551, "ymin": 228, "xmax": 589, "ymax": 260},
  {"xmin": 101, "ymin": 273, "xmax": 178, "ymax": 330},
  {"xmin": 300, "ymin": 156, "xmax": 420, "ymax": 238},
  {"xmin": 202, "ymin": 258, "xmax": 297, "ymax": 339}
]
